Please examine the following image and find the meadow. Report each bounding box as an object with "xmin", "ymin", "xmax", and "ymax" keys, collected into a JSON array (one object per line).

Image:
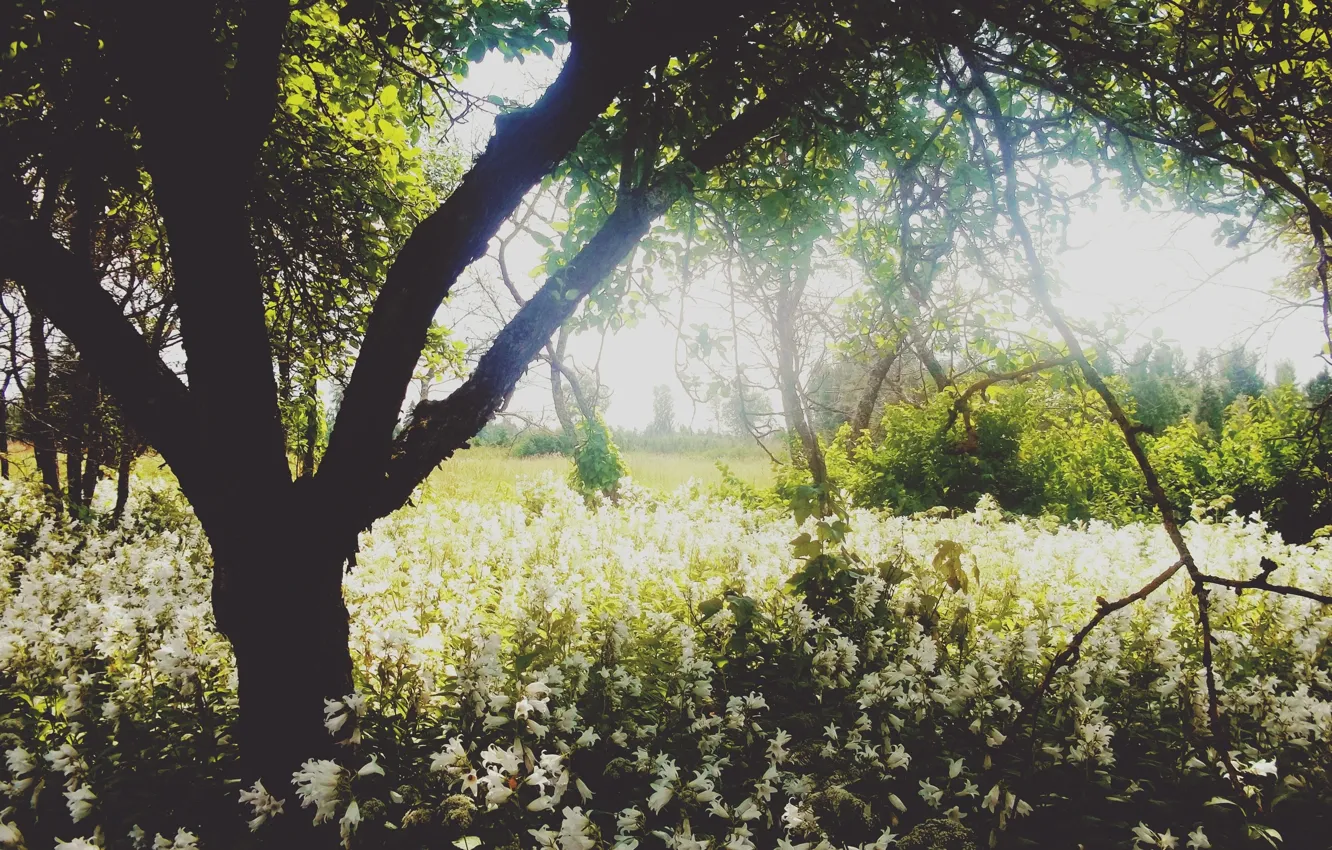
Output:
[
  {"xmin": 0, "ymin": 464, "xmax": 1328, "ymax": 849},
  {"xmin": 420, "ymin": 446, "xmax": 774, "ymax": 502}
]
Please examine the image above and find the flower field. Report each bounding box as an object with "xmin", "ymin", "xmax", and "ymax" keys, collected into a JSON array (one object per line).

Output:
[{"xmin": 0, "ymin": 474, "xmax": 1329, "ymax": 849}]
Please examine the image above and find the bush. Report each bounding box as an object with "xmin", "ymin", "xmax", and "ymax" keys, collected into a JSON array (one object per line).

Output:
[
  {"xmin": 570, "ymin": 413, "xmax": 628, "ymax": 496},
  {"xmin": 511, "ymin": 431, "xmax": 572, "ymax": 457}
]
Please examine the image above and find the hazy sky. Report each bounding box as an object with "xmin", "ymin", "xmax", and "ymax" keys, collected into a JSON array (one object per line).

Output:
[{"xmin": 432, "ymin": 53, "xmax": 1323, "ymax": 431}]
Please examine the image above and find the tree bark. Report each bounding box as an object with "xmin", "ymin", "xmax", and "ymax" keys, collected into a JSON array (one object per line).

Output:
[
  {"xmin": 27, "ymin": 308, "xmax": 62, "ymax": 501},
  {"xmin": 210, "ymin": 499, "xmax": 354, "ymax": 797},
  {"xmin": 774, "ymin": 261, "xmax": 827, "ymax": 487},
  {"xmin": 0, "ymin": 376, "xmax": 8, "ymax": 480},
  {"xmin": 850, "ymin": 345, "xmax": 900, "ymax": 442},
  {"xmin": 113, "ymin": 437, "xmax": 134, "ymax": 523}
]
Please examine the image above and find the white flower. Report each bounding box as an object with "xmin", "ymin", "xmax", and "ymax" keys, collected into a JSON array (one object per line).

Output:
[
  {"xmin": 339, "ymin": 800, "xmax": 361, "ymax": 848},
  {"xmin": 1186, "ymin": 827, "xmax": 1211, "ymax": 849},
  {"xmin": 239, "ymin": 779, "xmax": 286, "ymax": 831},
  {"xmin": 982, "ymin": 784, "xmax": 1001, "ymax": 812},
  {"xmin": 292, "ymin": 759, "xmax": 344, "ymax": 824},
  {"xmin": 576, "ymin": 728, "xmax": 601, "ymax": 747},
  {"xmin": 5, "ymin": 747, "xmax": 34, "ymax": 777},
  {"xmin": 153, "ymin": 829, "xmax": 199, "ymax": 849},
  {"xmin": 887, "ymin": 793, "xmax": 907, "ymax": 813},
  {"xmin": 357, "ymin": 755, "xmax": 385, "ymax": 777},
  {"xmin": 1157, "ymin": 830, "xmax": 1178, "ymax": 850},
  {"xmin": 65, "ymin": 785, "xmax": 96, "ymax": 822},
  {"xmin": 648, "ymin": 783, "xmax": 674, "ymax": 813},
  {"xmin": 0, "ymin": 818, "xmax": 21, "ymax": 847},
  {"xmin": 1248, "ymin": 759, "xmax": 1278, "ymax": 777},
  {"xmin": 559, "ymin": 806, "xmax": 596, "ymax": 850},
  {"xmin": 53, "ymin": 839, "xmax": 99, "ymax": 850}
]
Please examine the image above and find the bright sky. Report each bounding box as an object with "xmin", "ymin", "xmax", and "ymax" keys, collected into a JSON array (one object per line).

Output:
[{"xmin": 434, "ymin": 52, "xmax": 1326, "ymax": 432}]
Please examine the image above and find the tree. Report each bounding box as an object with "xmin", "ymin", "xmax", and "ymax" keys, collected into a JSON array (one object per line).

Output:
[
  {"xmin": 649, "ymin": 384, "xmax": 675, "ymax": 435},
  {"xmin": 4, "ymin": 0, "xmax": 1331, "ymax": 812}
]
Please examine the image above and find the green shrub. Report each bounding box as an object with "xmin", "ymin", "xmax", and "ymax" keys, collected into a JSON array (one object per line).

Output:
[
  {"xmin": 511, "ymin": 431, "xmax": 572, "ymax": 457},
  {"xmin": 570, "ymin": 413, "xmax": 628, "ymax": 496}
]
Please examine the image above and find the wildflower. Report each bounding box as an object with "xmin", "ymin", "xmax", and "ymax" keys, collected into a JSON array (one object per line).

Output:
[
  {"xmin": 1248, "ymin": 759, "xmax": 1278, "ymax": 777},
  {"xmin": 239, "ymin": 779, "xmax": 286, "ymax": 831},
  {"xmin": 1186, "ymin": 827, "xmax": 1211, "ymax": 849},
  {"xmin": 4, "ymin": 748, "xmax": 33, "ymax": 778},
  {"xmin": 292, "ymin": 759, "xmax": 344, "ymax": 824},
  {"xmin": 647, "ymin": 782, "xmax": 674, "ymax": 813},
  {"xmin": 153, "ymin": 829, "xmax": 199, "ymax": 849},
  {"xmin": 982, "ymin": 784, "xmax": 1001, "ymax": 812},
  {"xmin": 339, "ymin": 800, "xmax": 361, "ymax": 848},
  {"xmin": 559, "ymin": 806, "xmax": 596, "ymax": 850},
  {"xmin": 577, "ymin": 729, "xmax": 601, "ymax": 747},
  {"xmin": 65, "ymin": 785, "xmax": 96, "ymax": 821},
  {"xmin": 918, "ymin": 779, "xmax": 943, "ymax": 807},
  {"xmin": 576, "ymin": 777, "xmax": 594, "ymax": 802},
  {"xmin": 0, "ymin": 818, "xmax": 21, "ymax": 847},
  {"xmin": 357, "ymin": 755, "xmax": 385, "ymax": 777}
]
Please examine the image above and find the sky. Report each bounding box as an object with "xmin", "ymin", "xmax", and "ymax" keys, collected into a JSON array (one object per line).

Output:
[{"xmin": 431, "ymin": 52, "xmax": 1325, "ymax": 432}]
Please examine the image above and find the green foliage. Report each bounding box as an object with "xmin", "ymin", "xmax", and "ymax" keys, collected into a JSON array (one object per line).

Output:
[
  {"xmin": 510, "ymin": 431, "xmax": 571, "ymax": 457},
  {"xmin": 570, "ymin": 413, "xmax": 628, "ymax": 496},
  {"xmin": 827, "ymin": 383, "xmax": 1146, "ymax": 523}
]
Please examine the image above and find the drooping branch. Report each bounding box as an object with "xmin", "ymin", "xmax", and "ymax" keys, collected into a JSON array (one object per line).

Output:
[{"xmin": 966, "ymin": 54, "xmax": 1247, "ymax": 794}]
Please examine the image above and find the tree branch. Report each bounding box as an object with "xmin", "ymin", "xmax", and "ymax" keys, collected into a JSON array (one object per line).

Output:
[
  {"xmin": 0, "ymin": 184, "xmax": 207, "ymax": 496},
  {"xmin": 361, "ymin": 90, "xmax": 792, "ymax": 524},
  {"xmin": 319, "ymin": 0, "xmax": 764, "ymax": 502}
]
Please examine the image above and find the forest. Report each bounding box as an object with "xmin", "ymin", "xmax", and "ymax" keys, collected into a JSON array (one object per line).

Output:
[{"xmin": 1, "ymin": 0, "xmax": 1331, "ymax": 848}]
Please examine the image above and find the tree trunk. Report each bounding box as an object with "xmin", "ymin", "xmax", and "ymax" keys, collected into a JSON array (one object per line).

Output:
[
  {"xmin": 851, "ymin": 346, "xmax": 899, "ymax": 443},
  {"xmin": 0, "ymin": 380, "xmax": 8, "ymax": 480},
  {"xmin": 81, "ymin": 425, "xmax": 102, "ymax": 505},
  {"xmin": 66, "ymin": 442, "xmax": 85, "ymax": 507},
  {"xmin": 210, "ymin": 511, "xmax": 354, "ymax": 802},
  {"xmin": 908, "ymin": 324, "xmax": 949, "ymax": 393},
  {"xmin": 27, "ymin": 308, "xmax": 62, "ymax": 502},
  {"xmin": 774, "ymin": 264, "xmax": 827, "ymax": 488},
  {"xmin": 113, "ymin": 438, "xmax": 134, "ymax": 523}
]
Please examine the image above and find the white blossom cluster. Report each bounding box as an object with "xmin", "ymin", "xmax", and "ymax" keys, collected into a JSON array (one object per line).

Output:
[{"xmin": 0, "ymin": 475, "xmax": 1327, "ymax": 848}]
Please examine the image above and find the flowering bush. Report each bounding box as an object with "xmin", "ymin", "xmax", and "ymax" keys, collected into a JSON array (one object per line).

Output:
[{"xmin": 0, "ymin": 473, "xmax": 1329, "ymax": 849}]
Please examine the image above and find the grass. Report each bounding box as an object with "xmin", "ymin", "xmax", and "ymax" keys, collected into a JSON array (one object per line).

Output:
[
  {"xmin": 423, "ymin": 445, "xmax": 774, "ymax": 502},
  {"xmin": 3, "ymin": 441, "xmax": 776, "ymax": 506}
]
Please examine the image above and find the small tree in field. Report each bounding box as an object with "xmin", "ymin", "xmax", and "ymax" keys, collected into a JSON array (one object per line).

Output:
[{"xmin": 649, "ymin": 384, "xmax": 675, "ymax": 436}]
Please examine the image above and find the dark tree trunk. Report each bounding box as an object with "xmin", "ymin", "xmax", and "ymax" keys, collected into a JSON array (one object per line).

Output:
[
  {"xmin": 0, "ymin": 379, "xmax": 8, "ymax": 480},
  {"xmin": 210, "ymin": 506, "xmax": 354, "ymax": 797},
  {"xmin": 66, "ymin": 442, "xmax": 85, "ymax": 507},
  {"xmin": 27, "ymin": 309, "xmax": 62, "ymax": 502},
  {"xmin": 113, "ymin": 438, "xmax": 134, "ymax": 523},
  {"xmin": 81, "ymin": 419, "xmax": 102, "ymax": 505}
]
